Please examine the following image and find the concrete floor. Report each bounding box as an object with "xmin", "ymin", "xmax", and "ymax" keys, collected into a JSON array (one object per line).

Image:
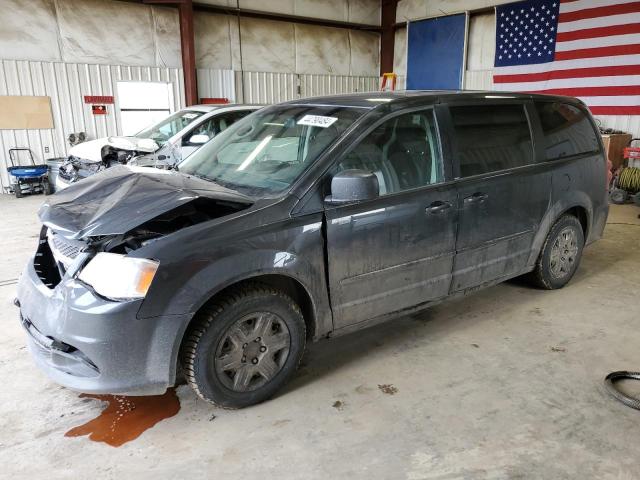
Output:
[{"xmin": 1, "ymin": 194, "xmax": 640, "ymax": 479}]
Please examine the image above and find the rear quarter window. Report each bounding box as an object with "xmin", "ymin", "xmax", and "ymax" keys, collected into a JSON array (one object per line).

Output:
[
  {"xmin": 450, "ymin": 104, "xmax": 533, "ymax": 177},
  {"xmin": 534, "ymin": 102, "xmax": 600, "ymax": 161}
]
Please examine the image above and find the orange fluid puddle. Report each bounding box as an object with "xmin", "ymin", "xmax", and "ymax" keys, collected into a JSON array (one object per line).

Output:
[{"xmin": 65, "ymin": 388, "xmax": 180, "ymax": 447}]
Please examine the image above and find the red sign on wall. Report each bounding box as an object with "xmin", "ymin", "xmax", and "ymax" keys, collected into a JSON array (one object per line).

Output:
[
  {"xmin": 200, "ymin": 97, "xmax": 230, "ymax": 104},
  {"xmin": 84, "ymin": 95, "xmax": 114, "ymax": 104},
  {"xmin": 92, "ymin": 105, "xmax": 107, "ymax": 115}
]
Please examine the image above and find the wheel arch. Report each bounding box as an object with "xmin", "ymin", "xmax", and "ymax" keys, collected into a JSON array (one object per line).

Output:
[
  {"xmin": 527, "ymin": 196, "xmax": 593, "ymax": 268},
  {"xmin": 204, "ymin": 273, "xmax": 320, "ymax": 342},
  {"xmin": 172, "ymin": 271, "xmax": 321, "ymax": 385},
  {"xmin": 564, "ymin": 205, "xmax": 589, "ymax": 238}
]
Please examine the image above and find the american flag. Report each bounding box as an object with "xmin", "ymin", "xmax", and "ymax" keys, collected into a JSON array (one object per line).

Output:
[{"xmin": 493, "ymin": 0, "xmax": 640, "ymax": 115}]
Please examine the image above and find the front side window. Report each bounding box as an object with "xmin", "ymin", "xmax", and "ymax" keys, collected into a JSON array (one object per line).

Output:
[
  {"xmin": 450, "ymin": 104, "xmax": 533, "ymax": 177},
  {"xmin": 335, "ymin": 109, "xmax": 443, "ymax": 195},
  {"xmin": 136, "ymin": 110, "xmax": 205, "ymax": 145},
  {"xmin": 178, "ymin": 105, "xmax": 365, "ymax": 196},
  {"xmin": 535, "ymin": 102, "xmax": 600, "ymax": 161}
]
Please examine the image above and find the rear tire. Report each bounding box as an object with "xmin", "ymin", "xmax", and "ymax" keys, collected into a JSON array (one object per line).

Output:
[
  {"xmin": 14, "ymin": 185, "xmax": 23, "ymax": 198},
  {"xmin": 181, "ymin": 284, "xmax": 306, "ymax": 409},
  {"xmin": 43, "ymin": 181, "xmax": 52, "ymax": 196},
  {"xmin": 529, "ymin": 215, "xmax": 584, "ymax": 290}
]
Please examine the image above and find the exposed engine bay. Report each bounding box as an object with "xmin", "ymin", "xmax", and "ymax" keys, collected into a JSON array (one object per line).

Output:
[
  {"xmin": 39, "ymin": 197, "xmax": 251, "ymax": 290},
  {"xmin": 97, "ymin": 197, "xmax": 251, "ymax": 254}
]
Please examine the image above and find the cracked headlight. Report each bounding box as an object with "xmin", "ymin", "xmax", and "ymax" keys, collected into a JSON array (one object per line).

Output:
[{"xmin": 78, "ymin": 253, "xmax": 159, "ymax": 300}]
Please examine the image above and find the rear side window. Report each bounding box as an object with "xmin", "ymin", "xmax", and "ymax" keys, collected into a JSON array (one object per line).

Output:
[
  {"xmin": 450, "ymin": 104, "xmax": 533, "ymax": 177},
  {"xmin": 534, "ymin": 102, "xmax": 600, "ymax": 161}
]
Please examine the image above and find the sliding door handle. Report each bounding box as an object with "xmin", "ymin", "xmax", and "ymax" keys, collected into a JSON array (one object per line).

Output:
[
  {"xmin": 425, "ymin": 200, "xmax": 452, "ymax": 214},
  {"xmin": 463, "ymin": 192, "xmax": 489, "ymax": 205}
]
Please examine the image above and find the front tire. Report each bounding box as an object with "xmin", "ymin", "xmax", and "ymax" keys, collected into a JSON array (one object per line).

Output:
[
  {"xmin": 529, "ymin": 215, "xmax": 584, "ymax": 290},
  {"xmin": 181, "ymin": 284, "xmax": 306, "ymax": 409}
]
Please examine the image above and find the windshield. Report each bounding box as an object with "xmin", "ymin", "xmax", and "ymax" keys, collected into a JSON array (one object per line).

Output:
[
  {"xmin": 178, "ymin": 104, "xmax": 366, "ymax": 196},
  {"xmin": 135, "ymin": 110, "xmax": 205, "ymax": 145}
]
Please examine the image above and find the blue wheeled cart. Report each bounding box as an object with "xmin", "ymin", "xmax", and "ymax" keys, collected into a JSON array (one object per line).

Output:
[{"xmin": 6, "ymin": 148, "xmax": 51, "ymax": 198}]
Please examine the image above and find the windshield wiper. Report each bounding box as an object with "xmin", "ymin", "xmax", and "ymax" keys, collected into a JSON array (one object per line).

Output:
[{"xmin": 189, "ymin": 172, "xmax": 216, "ymax": 183}]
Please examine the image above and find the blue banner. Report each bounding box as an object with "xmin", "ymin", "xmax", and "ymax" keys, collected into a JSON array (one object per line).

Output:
[{"xmin": 407, "ymin": 14, "xmax": 466, "ymax": 90}]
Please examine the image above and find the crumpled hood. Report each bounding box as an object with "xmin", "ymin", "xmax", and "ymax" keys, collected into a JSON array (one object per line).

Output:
[
  {"xmin": 39, "ymin": 165, "xmax": 253, "ymax": 239},
  {"xmin": 68, "ymin": 137, "xmax": 159, "ymax": 163}
]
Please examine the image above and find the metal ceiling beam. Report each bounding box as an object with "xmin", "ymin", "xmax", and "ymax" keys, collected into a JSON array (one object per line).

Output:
[
  {"xmin": 193, "ymin": 3, "xmax": 381, "ymax": 31},
  {"xmin": 124, "ymin": 0, "xmax": 381, "ymax": 31}
]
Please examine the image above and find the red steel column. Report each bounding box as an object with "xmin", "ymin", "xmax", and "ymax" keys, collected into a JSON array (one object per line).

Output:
[
  {"xmin": 178, "ymin": 0, "xmax": 198, "ymax": 106},
  {"xmin": 380, "ymin": 0, "xmax": 398, "ymax": 76}
]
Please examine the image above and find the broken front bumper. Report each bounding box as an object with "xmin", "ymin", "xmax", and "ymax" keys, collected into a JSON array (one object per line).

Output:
[{"xmin": 15, "ymin": 255, "xmax": 190, "ymax": 395}]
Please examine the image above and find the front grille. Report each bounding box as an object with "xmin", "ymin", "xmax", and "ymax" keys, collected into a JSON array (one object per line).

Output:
[
  {"xmin": 35, "ymin": 229, "xmax": 61, "ymax": 289},
  {"xmin": 47, "ymin": 230, "xmax": 85, "ymax": 269}
]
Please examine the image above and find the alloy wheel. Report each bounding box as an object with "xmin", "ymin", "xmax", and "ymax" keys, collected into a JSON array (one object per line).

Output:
[{"xmin": 549, "ymin": 227, "xmax": 579, "ymax": 279}]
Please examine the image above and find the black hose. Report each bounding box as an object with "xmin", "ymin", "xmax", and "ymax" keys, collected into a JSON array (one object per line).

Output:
[{"xmin": 604, "ymin": 371, "xmax": 640, "ymax": 410}]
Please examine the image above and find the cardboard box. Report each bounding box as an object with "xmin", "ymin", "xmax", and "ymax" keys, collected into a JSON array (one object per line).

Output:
[{"xmin": 602, "ymin": 133, "xmax": 632, "ymax": 171}]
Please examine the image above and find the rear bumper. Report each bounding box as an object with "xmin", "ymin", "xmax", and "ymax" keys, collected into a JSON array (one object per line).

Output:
[
  {"xmin": 16, "ymin": 256, "xmax": 190, "ymax": 395},
  {"xmin": 587, "ymin": 203, "xmax": 609, "ymax": 245}
]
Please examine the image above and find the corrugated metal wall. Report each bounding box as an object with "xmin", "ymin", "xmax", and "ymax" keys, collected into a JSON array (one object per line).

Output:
[
  {"xmin": 231, "ymin": 71, "xmax": 379, "ymax": 104},
  {"xmin": 236, "ymin": 71, "xmax": 300, "ymax": 104},
  {"xmin": 0, "ymin": 59, "xmax": 185, "ymax": 192},
  {"xmin": 196, "ymin": 68, "xmax": 236, "ymax": 102},
  {"xmin": 299, "ymin": 74, "xmax": 379, "ymax": 98},
  {"xmin": 464, "ymin": 70, "xmax": 493, "ymax": 90},
  {"xmin": 593, "ymin": 116, "xmax": 640, "ymax": 138},
  {"xmin": 1, "ymin": 62, "xmax": 379, "ymax": 193}
]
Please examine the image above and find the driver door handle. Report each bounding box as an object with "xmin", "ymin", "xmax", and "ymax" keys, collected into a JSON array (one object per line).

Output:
[
  {"xmin": 463, "ymin": 192, "xmax": 489, "ymax": 205},
  {"xmin": 425, "ymin": 200, "xmax": 452, "ymax": 214}
]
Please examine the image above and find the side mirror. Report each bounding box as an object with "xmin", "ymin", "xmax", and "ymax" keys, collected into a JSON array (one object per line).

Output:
[
  {"xmin": 188, "ymin": 134, "xmax": 210, "ymax": 145},
  {"xmin": 325, "ymin": 169, "xmax": 379, "ymax": 206}
]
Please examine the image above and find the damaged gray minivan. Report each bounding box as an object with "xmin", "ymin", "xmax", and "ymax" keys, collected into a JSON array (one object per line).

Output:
[{"xmin": 16, "ymin": 91, "xmax": 608, "ymax": 408}]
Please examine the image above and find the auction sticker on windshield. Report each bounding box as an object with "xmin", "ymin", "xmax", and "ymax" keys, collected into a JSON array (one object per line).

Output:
[{"xmin": 297, "ymin": 115, "xmax": 338, "ymax": 128}]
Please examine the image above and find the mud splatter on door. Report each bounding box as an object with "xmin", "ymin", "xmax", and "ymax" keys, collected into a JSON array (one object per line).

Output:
[{"xmin": 65, "ymin": 388, "xmax": 180, "ymax": 447}]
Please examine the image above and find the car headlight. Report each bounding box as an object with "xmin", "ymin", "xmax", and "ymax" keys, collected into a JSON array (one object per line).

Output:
[{"xmin": 78, "ymin": 253, "xmax": 159, "ymax": 300}]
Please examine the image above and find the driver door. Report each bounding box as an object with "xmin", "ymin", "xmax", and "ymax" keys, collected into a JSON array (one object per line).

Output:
[{"xmin": 324, "ymin": 108, "xmax": 458, "ymax": 329}]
